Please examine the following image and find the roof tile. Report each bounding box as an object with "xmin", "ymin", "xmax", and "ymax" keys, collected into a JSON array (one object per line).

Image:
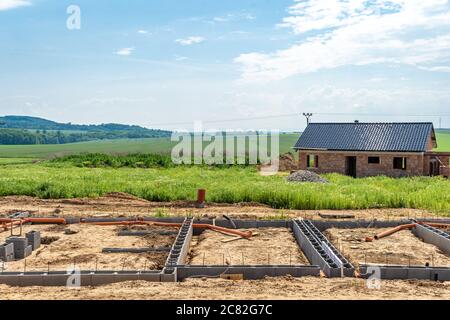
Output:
[{"xmin": 293, "ymin": 122, "xmax": 434, "ymax": 152}]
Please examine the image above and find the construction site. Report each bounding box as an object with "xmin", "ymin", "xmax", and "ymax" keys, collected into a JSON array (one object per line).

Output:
[{"xmin": 0, "ymin": 193, "xmax": 450, "ymax": 300}]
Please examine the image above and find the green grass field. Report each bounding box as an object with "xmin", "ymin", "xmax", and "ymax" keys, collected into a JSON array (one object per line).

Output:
[
  {"xmin": 0, "ymin": 132, "xmax": 447, "ymax": 159},
  {"xmin": 0, "ymin": 158, "xmax": 36, "ymax": 165},
  {"xmin": 0, "ymin": 132, "xmax": 448, "ymax": 213},
  {"xmin": 435, "ymin": 132, "xmax": 450, "ymax": 152},
  {"xmin": 0, "ymin": 134, "xmax": 301, "ymax": 159},
  {"xmin": 0, "ymin": 163, "xmax": 448, "ymax": 213}
]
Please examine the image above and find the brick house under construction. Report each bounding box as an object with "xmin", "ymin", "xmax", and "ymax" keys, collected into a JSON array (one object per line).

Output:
[{"xmin": 293, "ymin": 122, "xmax": 450, "ymax": 178}]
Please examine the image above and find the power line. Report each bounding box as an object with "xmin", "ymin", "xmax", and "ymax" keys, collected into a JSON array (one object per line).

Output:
[{"xmin": 148, "ymin": 112, "xmax": 450, "ymax": 127}]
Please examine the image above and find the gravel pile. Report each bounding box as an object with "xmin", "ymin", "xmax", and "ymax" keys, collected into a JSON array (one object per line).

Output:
[{"xmin": 286, "ymin": 170, "xmax": 329, "ymax": 183}]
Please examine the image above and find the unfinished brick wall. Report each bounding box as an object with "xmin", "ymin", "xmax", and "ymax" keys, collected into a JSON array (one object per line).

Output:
[
  {"xmin": 423, "ymin": 154, "xmax": 450, "ymax": 176},
  {"xmin": 298, "ymin": 151, "xmax": 426, "ymax": 178}
]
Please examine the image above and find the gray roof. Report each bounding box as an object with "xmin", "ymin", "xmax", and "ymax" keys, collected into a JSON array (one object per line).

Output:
[{"xmin": 293, "ymin": 122, "xmax": 435, "ymax": 152}]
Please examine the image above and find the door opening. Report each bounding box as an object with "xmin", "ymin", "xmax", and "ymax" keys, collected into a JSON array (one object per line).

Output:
[{"xmin": 345, "ymin": 156, "xmax": 357, "ymax": 178}]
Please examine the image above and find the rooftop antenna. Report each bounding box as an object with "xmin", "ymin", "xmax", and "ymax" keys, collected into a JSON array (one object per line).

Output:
[{"xmin": 302, "ymin": 113, "xmax": 313, "ymax": 125}]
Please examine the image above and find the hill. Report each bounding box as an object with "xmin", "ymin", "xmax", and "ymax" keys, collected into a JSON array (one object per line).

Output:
[
  {"xmin": 436, "ymin": 128, "xmax": 450, "ymax": 135},
  {"xmin": 0, "ymin": 115, "xmax": 160, "ymax": 132},
  {"xmin": 0, "ymin": 116, "xmax": 171, "ymax": 145}
]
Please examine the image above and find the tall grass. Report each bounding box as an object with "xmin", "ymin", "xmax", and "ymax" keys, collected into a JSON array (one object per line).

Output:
[
  {"xmin": 51, "ymin": 153, "xmax": 175, "ymax": 168},
  {"xmin": 50, "ymin": 153, "xmax": 272, "ymax": 168},
  {"xmin": 0, "ymin": 163, "xmax": 448, "ymax": 213}
]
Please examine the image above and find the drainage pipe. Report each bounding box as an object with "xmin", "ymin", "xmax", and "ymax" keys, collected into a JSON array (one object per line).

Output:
[
  {"xmin": 365, "ymin": 222, "xmax": 450, "ymax": 242},
  {"xmin": 0, "ymin": 218, "xmax": 67, "ymax": 224},
  {"xmin": 80, "ymin": 219, "xmax": 253, "ymax": 239}
]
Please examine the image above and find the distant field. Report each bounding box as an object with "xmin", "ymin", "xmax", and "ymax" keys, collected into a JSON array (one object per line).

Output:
[
  {"xmin": 0, "ymin": 132, "xmax": 447, "ymax": 160},
  {"xmin": 0, "ymin": 137, "xmax": 175, "ymax": 159},
  {"xmin": 0, "ymin": 158, "xmax": 35, "ymax": 165},
  {"xmin": 0, "ymin": 134, "xmax": 300, "ymax": 159},
  {"xmin": 436, "ymin": 132, "xmax": 450, "ymax": 152}
]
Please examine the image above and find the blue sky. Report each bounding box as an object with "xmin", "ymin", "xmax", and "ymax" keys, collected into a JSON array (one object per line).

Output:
[{"xmin": 1, "ymin": 0, "xmax": 450, "ymax": 131}]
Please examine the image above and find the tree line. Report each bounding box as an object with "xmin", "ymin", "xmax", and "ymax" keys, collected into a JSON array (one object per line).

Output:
[{"xmin": 0, "ymin": 128, "xmax": 170, "ymax": 145}]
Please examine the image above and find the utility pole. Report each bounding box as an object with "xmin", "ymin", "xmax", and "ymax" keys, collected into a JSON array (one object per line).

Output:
[{"xmin": 302, "ymin": 113, "xmax": 313, "ymax": 125}]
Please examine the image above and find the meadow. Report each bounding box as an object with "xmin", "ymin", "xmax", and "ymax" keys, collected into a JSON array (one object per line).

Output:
[
  {"xmin": 0, "ymin": 132, "xmax": 448, "ymax": 213},
  {"xmin": 0, "ymin": 134, "xmax": 306, "ymax": 159},
  {"xmin": 0, "ymin": 162, "xmax": 448, "ymax": 213},
  {"xmin": 0, "ymin": 132, "xmax": 448, "ymax": 159}
]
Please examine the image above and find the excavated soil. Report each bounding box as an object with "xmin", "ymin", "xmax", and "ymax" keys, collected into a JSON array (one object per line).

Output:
[
  {"xmin": 0, "ymin": 194, "xmax": 444, "ymax": 221},
  {"xmin": 1, "ymin": 277, "xmax": 450, "ymax": 300},
  {"xmin": 188, "ymin": 228, "xmax": 309, "ymax": 265},
  {"xmin": 0, "ymin": 224, "xmax": 176, "ymax": 272},
  {"xmin": 326, "ymin": 228, "xmax": 450, "ymax": 267}
]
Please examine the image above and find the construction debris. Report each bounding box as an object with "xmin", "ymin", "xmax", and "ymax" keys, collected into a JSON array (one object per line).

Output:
[
  {"xmin": 286, "ymin": 170, "xmax": 329, "ymax": 183},
  {"xmin": 278, "ymin": 153, "xmax": 298, "ymax": 172}
]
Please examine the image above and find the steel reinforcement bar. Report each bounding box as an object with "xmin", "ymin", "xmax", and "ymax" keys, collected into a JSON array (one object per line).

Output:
[{"xmin": 292, "ymin": 220, "xmax": 354, "ymax": 277}]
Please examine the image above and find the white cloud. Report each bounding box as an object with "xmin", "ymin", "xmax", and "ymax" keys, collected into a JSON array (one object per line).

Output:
[
  {"xmin": 0, "ymin": 0, "xmax": 31, "ymax": 11},
  {"xmin": 175, "ymin": 36, "xmax": 205, "ymax": 46},
  {"xmin": 418, "ymin": 65, "xmax": 450, "ymax": 72},
  {"xmin": 212, "ymin": 13, "xmax": 255, "ymax": 22},
  {"xmin": 115, "ymin": 47, "xmax": 135, "ymax": 56},
  {"xmin": 235, "ymin": 0, "xmax": 450, "ymax": 82},
  {"xmin": 137, "ymin": 30, "xmax": 149, "ymax": 34},
  {"xmin": 213, "ymin": 16, "xmax": 230, "ymax": 22},
  {"xmin": 174, "ymin": 55, "xmax": 188, "ymax": 61}
]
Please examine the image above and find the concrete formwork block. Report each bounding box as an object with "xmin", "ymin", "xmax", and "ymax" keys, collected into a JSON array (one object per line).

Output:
[
  {"xmin": 160, "ymin": 270, "xmax": 177, "ymax": 282},
  {"xmin": 0, "ymin": 272, "xmax": 164, "ymax": 287},
  {"xmin": 25, "ymin": 231, "xmax": 41, "ymax": 251},
  {"xmin": 413, "ymin": 224, "xmax": 450, "ymax": 255},
  {"xmin": 292, "ymin": 220, "xmax": 355, "ymax": 278},
  {"xmin": 0, "ymin": 243, "xmax": 15, "ymax": 262},
  {"xmin": 23, "ymin": 245, "xmax": 32, "ymax": 258},
  {"xmin": 165, "ymin": 218, "xmax": 193, "ymax": 268},
  {"xmin": 5, "ymin": 237, "xmax": 32, "ymax": 259},
  {"xmin": 311, "ymin": 220, "xmax": 411, "ymax": 232},
  {"xmin": 360, "ymin": 265, "xmax": 450, "ymax": 281},
  {"xmin": 176, "ymin": 265, "xmax": 320, "ymax": 281}
]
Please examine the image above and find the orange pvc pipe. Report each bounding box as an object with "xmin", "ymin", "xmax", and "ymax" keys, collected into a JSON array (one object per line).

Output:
[
  {"xmin": 194, "ymin": 224, "xmax": 253, "ymax": 239},
  {"xmin": 372, "ymin": 223, "xmax": 416, "ymax": 241},
  {"xmin": 0, "ymin": 218, "xmax": 66, "ymax": 224},
  {"xmin": 365, "ymin": 222, "xmax": 450, "ymax": 242},
  {"xmin": 81, "ymin": 220, "xmax": 253, "ymax": 238},
  {"xmin": 24, "ymin": 218, "xmax": 66, "ymax": 224},
  {"xmin": 419, "ymin": 222, "xmax": 450, "ymax": 229}
]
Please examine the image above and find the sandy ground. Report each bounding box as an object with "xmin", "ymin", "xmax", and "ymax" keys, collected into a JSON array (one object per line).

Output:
[
  {"xmin": 326, "ymin": 228, "xmax": 450, "ymax": 267},
  {"xmin": 1, "ymin": 277, "xmax": 450, "ymax": 300},
  {"xmin": 0, "ymin": 194, "xmax": 446, "ymax": 221},
  {"xmin": 1, "ymin": 194, "xmax": 450, "ymax": 300},
  {"xmin": 189, "ymin": 228, "xmax": 308, "ymax": 265},
  {"xmin": 0, "ymin": 224, "xmax": 176, "ymax": 272}
]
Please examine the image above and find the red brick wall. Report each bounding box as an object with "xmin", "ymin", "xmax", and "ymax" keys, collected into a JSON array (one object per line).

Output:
[
  {"xmin": 298, "ymin": 151, "xmax": 425, "ymax": 178},
  {"xmin": 423, "ymin": 155, "xmax": 450, "ymax": 175}
]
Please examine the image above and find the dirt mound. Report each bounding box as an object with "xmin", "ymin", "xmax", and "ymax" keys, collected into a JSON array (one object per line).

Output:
[
  {"xmin": 278, "ymin": 153, "xmax": 298, "ymax": 172},
  {"xmin": 104, "ymin": 192, "xmax": 147, "ymax": 202},
  {"xmin": 286, "ymin": 170, "xmax": 329, "ymax": 183}
]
